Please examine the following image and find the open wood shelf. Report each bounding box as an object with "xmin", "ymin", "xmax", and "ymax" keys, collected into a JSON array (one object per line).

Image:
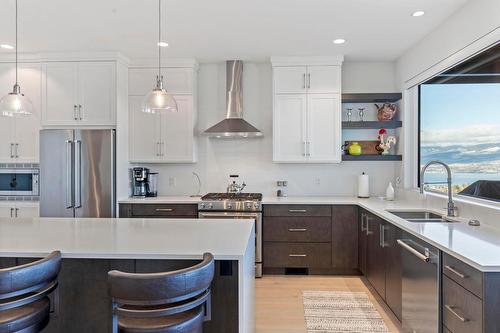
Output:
[
  {"xmin": 342, "ymin": 93, "xmax": 402, "ymax": 103},
  {"xmin": 342, "ymin": 155, "xmax": 402, "ymax": 161},
  {"xmin": 342, "ymin": 120, "xmax": 402, "ymax": 129}
]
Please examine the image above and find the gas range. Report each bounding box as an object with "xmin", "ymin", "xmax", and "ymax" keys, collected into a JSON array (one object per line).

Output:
[{"xmin": 198, "ymin": 193, "xmax": 262, "ymax": 212}]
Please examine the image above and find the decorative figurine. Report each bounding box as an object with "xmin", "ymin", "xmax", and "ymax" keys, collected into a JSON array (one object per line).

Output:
[
  {"xmin": 358, "ymin": 108, "xmax": 365, "ymax": 121},
  {"xmin": 375, "ymin": 103, "xmax": 397, "ymax": 121},
  {"xmin": 377, "ymin": 128, "xmax": 397, "ymax": 155}
]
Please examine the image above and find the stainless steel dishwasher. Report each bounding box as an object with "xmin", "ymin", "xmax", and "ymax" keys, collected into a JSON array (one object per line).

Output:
[{"xmin": 397, "ymin": 232, "xmax": 441, "ymax": 333}]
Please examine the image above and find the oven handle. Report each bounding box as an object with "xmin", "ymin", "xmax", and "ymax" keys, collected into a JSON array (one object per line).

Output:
[{"xmin": 198, "ymin": 212, "xmax": 259, "ymax": 219}]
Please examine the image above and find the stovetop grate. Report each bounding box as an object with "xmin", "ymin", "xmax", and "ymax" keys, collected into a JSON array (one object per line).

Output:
[{"xmin": 201, "ymin": 193, "xmax": 262, "ymax": 201}]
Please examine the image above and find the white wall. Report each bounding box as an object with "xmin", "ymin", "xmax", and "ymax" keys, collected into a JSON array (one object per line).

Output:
[
  {"xmin": 396, "ymin": 0, "xmax": 500, "ymax": 190},
  {"xmin": 136, "ymin": 61, "xmax": 400, "ymax": 197},
  {"xmin": 396, "ymin": 0, "xmax": 500, "ymax": 87}
]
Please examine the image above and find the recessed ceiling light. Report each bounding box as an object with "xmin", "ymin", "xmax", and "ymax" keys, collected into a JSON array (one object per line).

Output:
[
  {"xmin": 157, "ymin": 41, "xmax": 169, "ymax": 47},
  {"xmin": 0, "ymin": 44, "xmax": 14, "ymax": 50},
  {"xmin": 412, "ymin": 10, "xmax": 425, "ymax": 17},
  {"xmin": 333, "ymin": 39, "xmax": 346, "ymax": 44}
]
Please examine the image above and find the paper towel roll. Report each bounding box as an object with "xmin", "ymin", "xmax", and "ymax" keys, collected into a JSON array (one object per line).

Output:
[{"xmin": 358, "ymin": 173, "xmax": 370, "ymax": 198}]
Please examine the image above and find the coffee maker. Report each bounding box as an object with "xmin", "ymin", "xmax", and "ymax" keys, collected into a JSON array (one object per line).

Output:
[{"xmin": 132, "ymin": 167, "xmax": 158, "ymax": 197}]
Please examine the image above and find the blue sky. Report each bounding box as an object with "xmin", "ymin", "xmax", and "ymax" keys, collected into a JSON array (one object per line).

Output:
[
  {"xmin": 420, "ymin": 83, "xmax": 500, "ymax": 146},
  {"xmin": 421, "ymin": 83, "xmax": 500, "ymax": 131}
]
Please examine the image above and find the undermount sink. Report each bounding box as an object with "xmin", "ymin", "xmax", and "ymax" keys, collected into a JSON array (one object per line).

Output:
[{"xmin": 387, "ymin": 210, "xmax": 456, "ymax": 223}]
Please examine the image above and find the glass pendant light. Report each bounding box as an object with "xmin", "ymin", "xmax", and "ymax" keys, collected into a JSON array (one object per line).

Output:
[
  {"xmin": 142, "ymin": 0, "xmax": 177, "ymax": 114},
  {"xmin": 0, "ymin": 0, "xmax": 33, "ymax": 117}
]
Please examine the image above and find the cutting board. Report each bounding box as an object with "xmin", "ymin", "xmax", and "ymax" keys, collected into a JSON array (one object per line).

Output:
[{"xmin": 344, "ymin": 140, "xmax": 381, "ymax": 155}]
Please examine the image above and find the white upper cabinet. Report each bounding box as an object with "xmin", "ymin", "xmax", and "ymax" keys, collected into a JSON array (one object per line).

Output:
[
  {"xmin": 78, "ymin": 62, "xmax": 116, "ymax": 125},
  {"xmin": 42, "ymin": 61, "xmax": 116, "ymax": 126},
  {"xmin": 307, "ymin": 94, "xmax": 341, "ymax": 162},
  {"xmin": 0, "ymin": 63, "xmax": 41, "ymax": 163},
  {"xmin": 161, "ymin": 95, "xmax": 195, "ymax": 162},
  {"xmin": 42, "ymin": 62, "xmax": 78, "ymax": 125},
  {"xmin": 128, "ymin": 66, "xmax": 197, "ymax": 163},
  {"xmin": 307, "ymin": 66, "xmax": 341, "ymax": 94},
  {"xmin": 128, "ymin": 96, "xmax": 162, "ymax": 162},
  {"xmin": 273, "ymin": 65, "xmax": 341, "ymax": 94},
  {"xmin": 273, "ymin": 66, "xmax": 307, "ymax": 94},
  {"xmin": 271, "ymin": 57, "xmax": 343, "ymax": 163},
  {"xmin": 273, "ymin": 94, "xmax": 307, "ymax": 162}
]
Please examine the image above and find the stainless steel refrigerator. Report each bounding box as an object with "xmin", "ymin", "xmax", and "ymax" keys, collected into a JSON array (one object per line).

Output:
[{"xmin": 39, "ymin": 129, "xmax": 115, "ymax": 218}]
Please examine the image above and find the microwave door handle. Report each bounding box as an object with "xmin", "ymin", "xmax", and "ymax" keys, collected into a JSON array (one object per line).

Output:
[
  {"xmin": 74, "ymin": 140, "xmax": 82, "ymax": 208},
  {"xmin": 65, "ymin": 140, "xmax": 73, "ymax": 209}
]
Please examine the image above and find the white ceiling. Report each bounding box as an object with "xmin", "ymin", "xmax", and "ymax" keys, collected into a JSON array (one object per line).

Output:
[{"xmin": 0, "ymin": 0, "xmax": 469, "ymax": 62}]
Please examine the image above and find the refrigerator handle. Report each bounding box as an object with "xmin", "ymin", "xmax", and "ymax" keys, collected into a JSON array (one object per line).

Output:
[
  {"xmin": 65, "ymin": 140, "xmax": 73, "ymax": 209},
  {"xmin": 74, "ymin": 140, "xmax": 82, "ymax": 208}
]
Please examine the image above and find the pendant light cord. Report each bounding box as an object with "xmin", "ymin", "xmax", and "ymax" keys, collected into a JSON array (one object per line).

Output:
[
  {"xmin": 158, "ymin": 0, "xmax": 161, "ymax": 80},
  {"xmin": 15, "ymin": 0, "xmax": 18, "ymax": 85}
]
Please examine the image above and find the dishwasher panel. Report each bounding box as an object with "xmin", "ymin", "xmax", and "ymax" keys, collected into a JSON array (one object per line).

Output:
[{"xmin": 398, "ymin": 232, "xmax": 441, "ymax": 333}]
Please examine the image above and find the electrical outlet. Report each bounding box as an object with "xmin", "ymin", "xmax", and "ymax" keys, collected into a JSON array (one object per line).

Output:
[{"xmin": 169, "ymin": 177, "xmax": 176, "ymax": 187}]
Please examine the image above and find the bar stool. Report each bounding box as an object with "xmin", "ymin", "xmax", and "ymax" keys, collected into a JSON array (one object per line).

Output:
[
  {"xmin": 108, "ymin": 252, "xmax": 215, "ymax": 333},
  {"xmin": 0, "ymin": 251, "xmax": 62, "ymax": 333}
]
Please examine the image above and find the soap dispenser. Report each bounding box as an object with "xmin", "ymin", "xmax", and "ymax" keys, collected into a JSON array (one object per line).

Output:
[{"xmin": 386, "ymin": 182, "xmax": 395, "ymax": 201}]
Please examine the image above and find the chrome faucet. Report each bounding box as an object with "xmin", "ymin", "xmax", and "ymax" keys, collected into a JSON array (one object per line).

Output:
[{"xmin": 420, "ymin": 160, "xmax": 458, "ymax": 217}]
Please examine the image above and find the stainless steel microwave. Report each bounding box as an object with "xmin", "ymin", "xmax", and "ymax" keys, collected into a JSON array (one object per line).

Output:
[{"xmin": 0, "ymin": 168, "xmax": 39, "ymax": 196}]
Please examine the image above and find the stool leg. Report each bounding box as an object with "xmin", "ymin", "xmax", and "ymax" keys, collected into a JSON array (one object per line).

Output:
[{"xmin": 111, "ymin": 303, "xmax": 118, "ymax": 333}]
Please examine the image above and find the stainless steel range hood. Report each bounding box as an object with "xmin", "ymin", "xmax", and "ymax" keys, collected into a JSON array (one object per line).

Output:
[{"xmin": 204, "ymin": 60, "xmax": 263, "ymax": 138}]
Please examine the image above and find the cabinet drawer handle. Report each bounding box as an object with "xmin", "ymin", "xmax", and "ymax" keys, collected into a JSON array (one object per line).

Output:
[
  {"xmin": 445, "ymin": 265, "xmax": 467, "ymax": 279},
  {"xmin": 10, "ymin": 208, "xmax": 14, "ymax": 218},
  {"xmin": 288, "ymin": 209, "xmax": 307, "ymax": 213},
  {"xmin": 445, "ymin": 304, "xmax": 469, "ymax": 322},
  {"xmin": 155, "ymin": 208, "xmax": 174, "ymax": 212},
  {"xmin": 289, "ymin": 254, "xmax": 307, "ymax": 257},
  {"xmin": 78, "ymin": 104, "xmax": 83, "ymax": 120},
  {"xmin": 15, "ymin": 143, "xmax": 19, "ymax": 158},
  {"xmin": 74, "ymin": 105, "xmax": 78, "ymax": 120},
  {"xmin": 288, "ymin": 228, "xmax": 307, "ymax": 232},
  {"xmin": 10, "ymin": 143, "xmax": 14, "ymax": 158}
]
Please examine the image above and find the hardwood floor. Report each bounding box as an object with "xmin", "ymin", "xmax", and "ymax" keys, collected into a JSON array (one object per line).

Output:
[{"xmin": 255, "ymin": 275, "xmax": 403, "ymax": 333}]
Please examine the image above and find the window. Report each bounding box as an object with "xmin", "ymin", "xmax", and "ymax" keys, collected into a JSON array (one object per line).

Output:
[{"xmin": 419, "ymin": 44, "xmax": 500, "ymax": 199}]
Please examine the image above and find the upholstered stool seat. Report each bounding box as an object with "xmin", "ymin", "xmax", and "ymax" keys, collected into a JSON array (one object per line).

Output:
[
  {"xmin": 118, "ymin": 306, "xmax": 204, "ymax": 333},
  {"xmin": 108, "ymin": 253, "xmax": 214, "ymax": 333},
  {"xmin": 0, "ymin": 251, "xmax": 61, "ymax": 333},
  {"xmin": 0, "ymin": 297, "xmax": 50, "ymax": 333}
]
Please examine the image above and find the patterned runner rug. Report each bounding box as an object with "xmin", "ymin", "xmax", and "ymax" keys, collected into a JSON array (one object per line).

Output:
[{"xmin": 303, "ymin": 290, "xmax": 390, "ymax": 332}]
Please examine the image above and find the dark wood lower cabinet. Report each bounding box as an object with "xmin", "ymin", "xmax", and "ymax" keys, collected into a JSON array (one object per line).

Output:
[
  {"xmin": 332, "ymin": 206, "xmax": 358, "ymax": 270},
  {"xmin": 358, "ymin": 209, "xmax": 368, "ymax": 275},
  {"xmin": 119, "ymin": 203, "xmax": 198, "ymax": 218},
  {"xmin": 263, "ymin": 205, "xmax": 359, "ymax": 274},
  {"xmin": 8, "ymin": 258, "xmax": 238, "ymax": 333},
  {"xmin": 384, "ymin": 222, "xmax": 402, "ymax": 321},
  {"xmin": 366, "ymin": 215, "xmax": 386, "ymax": 299}
]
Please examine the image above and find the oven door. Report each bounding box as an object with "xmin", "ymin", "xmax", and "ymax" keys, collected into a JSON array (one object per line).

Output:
[{"xmin": 198, "ymin": 211, "xmax": 262, "ymax": 277}]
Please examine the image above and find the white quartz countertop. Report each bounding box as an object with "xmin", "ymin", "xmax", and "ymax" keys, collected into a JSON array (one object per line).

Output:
[
  {"xmin": 264, "ymin": 196, "xmax": 500, "ymax": 272},
  {"xmin": 0, "ymin": 218, "xmax": 254, "ymax": 261},
  {"xmin": 119, "ymin": 195, "xmax": 500, "ymax": 272},
  {"xmin": 118, "ymin": 196, "xmax": 202, "ymax": 204}
]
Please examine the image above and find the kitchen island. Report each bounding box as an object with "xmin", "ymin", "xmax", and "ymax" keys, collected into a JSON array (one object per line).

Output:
[{"xmin": 0, "ymin": 217, "xmax": 255, "ymax": 333}]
